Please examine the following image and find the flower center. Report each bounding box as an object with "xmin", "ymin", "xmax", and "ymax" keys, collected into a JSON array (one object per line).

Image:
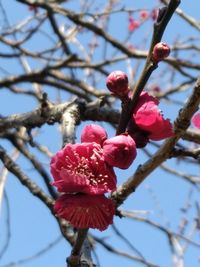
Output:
[{"xmin": 64, "ymin": 150, "xmax": 108, "ymax": 187}]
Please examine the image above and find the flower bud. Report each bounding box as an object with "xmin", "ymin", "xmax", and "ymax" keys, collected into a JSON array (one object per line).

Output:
[
  {"xmin": 192, "ymin": 113, "xmax": 200, "ymax": 129},
  {"xmin": 81, "ymin": 124, "xmax": 108, "ymax": 146},
  {"xmin": 151, "ymin": 9, "xmax": 158, "ymax": 21},
  {"xmin": 103, "ymin": 134, "xmax": 137, "ymax": 169},
  {"xmin": 106, "ymin": 71, "xmax": 129, "ymax": 98},
  {"xmin": 128, "ymin": 17, "xmax": 140, "ymax": 32},
  {"xmin": 140, "ymin": 10, "xmax": 149, "ymax": 20},
  {"xmin": 152, "ymin": 42, "xmax": 170, "ymax": 62}
]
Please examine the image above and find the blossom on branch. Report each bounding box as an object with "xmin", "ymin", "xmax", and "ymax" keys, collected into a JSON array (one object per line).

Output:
[
  {"xmin": 128, "ymin": 15, "xmax": 140, "ymax": 32},
  {"xmin": 103, "ymin": 134, "xmax": 137, "ymax": 169},
  {"xmin": 140, "ymin": 10, "xmax": 149, "ymax": 20},
  {"xmin": 151, "ymin": 9, "xmax": 158, "ymax": 21},
  {"xmin": 51, "ymin": 142, "xmax": 116, "ymax": 195},
  {"xmin": 192, "ymin": 113, "xmax": 200, "ymax": 129},
  {"xmin": 130, "ymin": 91, "xmax": 173, "ymax": 142},
  {"xmin": 81, "ymin": 124, "xmax": 108, "ymax": 146},
  {"xmin": 152, "ymin": 42, "xmax": 170, "ymax": 62},
  {"xmin": 106, "ymin": 70, "xmax": 130, "ymax": 99},
  {"xmin": 54, "ymin": 194, "xmax": 115, "ymax": 231}
]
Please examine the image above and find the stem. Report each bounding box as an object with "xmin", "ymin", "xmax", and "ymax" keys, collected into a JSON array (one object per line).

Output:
[
  {"xmin": 116, "ymin": 0, "xmax": 181, "ymax": 135},
  {"xmin": 67, "ymin": 229, "xmax": 90, "ymax": 267},
  {"xmin": 113, "ymin": 76, "xmax": 200, "ymax": 205}
]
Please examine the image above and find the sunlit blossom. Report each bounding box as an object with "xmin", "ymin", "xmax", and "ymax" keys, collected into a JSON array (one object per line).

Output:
[
  {"xmin": 192, "ymin": 113, "xmax": 200, "ymax": 129},
  {"xmin": 131, "ymin": 91, "xmax": 173, "ymax": 141},
  {"xmin": 81, "ymin": 124, "xmax": 108, "ymax": 146},
  {"xmin": 51, "ymin": 142, "xmax": 116, "ymax": 195},
  {"xmin": 103, "ymin": 134, "xmax": 137, "ymax": 169},
  {"xmin": 54, "ymin": 194, "xmax": 115, "ymax": 231}
]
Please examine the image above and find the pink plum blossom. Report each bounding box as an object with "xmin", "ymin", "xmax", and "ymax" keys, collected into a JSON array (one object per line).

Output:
[
  {"xmin": 103, "ymin": 134, "xmax": 137, "ymax": 169},
  {"xmin": 152, "ymin": 42, "xmax": 170, "ymax": 62},
  {"xmin": 192, "ymin": 113, "xmax": 200, "ymax": 129},
  {"xmin": 128, "ymin": 16, "xmax": 140, "ymax": 32},
  {"xmin": 131, "ymin": 91, "xmax": 173, "ymax": 141},
  {"xmin": 106, "ymin": 70, "xmax": 130, "ymax": 98},
  {"xmin": 51, "ymin": 142, "xmax": 116, "ymax": 195},
  {"xmin": 140, "ymin": 10, "xmax": 149, "ymax": 20},
  {"xmin": 54, "ymin": 194, "xmax": 115, "ymax": 231},
  {"xmin": 81, "ymin": 124, "xmax": 107, "ymax": 146}
]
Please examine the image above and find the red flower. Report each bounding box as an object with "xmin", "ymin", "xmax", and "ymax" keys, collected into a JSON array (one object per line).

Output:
[
  {"xmin": 54, "ymin": 194, "xmax": 115, "ymax": 231},
  {"xmin": 103, "ymin": 135, "xmax": 137, "ymax": 169},
  {"xmin": 140, "ymin": 10, "xmax": 149, "ymax": 20},
  {"xmin": 152, "ymin": 42, "xmax": 170, "ymax": 62},
  {"xmin": 192, "ymin": 113, "xmax": 200, "ymax": 129},
  {"xmin": 81, "ymin": 124, "xmax": 107, "ymax": 146},
  {"xmin": 106, "ymin": 70, "xmax": 130, "ymax": 99},
  {"xmin": 151, "ymin": 9, "xmax": 158, "ymax": 21},
  {"xmin": 128, "ymin": 15, "xmax": 140, "ymax": 32},
  {"xmin": 51, "ymin": 143, "xmax": 116, "ymax": 195},
  {"xmin": 132, "ymin": 91, "xmax": 173, "ymax": 141}
]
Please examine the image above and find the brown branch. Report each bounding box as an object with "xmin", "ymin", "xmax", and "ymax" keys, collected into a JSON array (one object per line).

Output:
[
  {"xmin": 0, "ymin": 99, "xmax": 120, "ymax": 132},
  {"xmin": 170, "ymin": 147, "xmax": 200, "ymax": 160},
  {"xmin": 60, "ymin": 102, "xmax": 93, "ymax": 266},
  {"xmin": 47, "ymin": 8, "xmax": 71, "ymax": 55},
  {"xmin": 160, "ymin": 163, "xmax": 200, "ymax": 186},
  {"xmin": 112, "ymin": 76, "xmax": 200, "ymax": 205},
  {"xmin": 61, "ymin": 101, "xmax": 81, "ymax": 146},
  {"xmin": 182, "ymin": 128, "xmax": 200, "ymax": 144},
  {"xmin": 116, "ymin": 0, "xmax": 181, "ymax": 134},
  {"xmin": 0, "ymin": 145, "xmax": 53, "ymax": 209},
  {"xmin": 48, "ymin": 70, "xmax": 108, "ymax": 97},
  {"xmin": 119, "ymin": 209, "xmax": 200, "ymax": 249},
  {"xmin": 160, "ymin": 0, "xmax": 200, "ymax": 31},
  {"xmin": 5, "ymin": 132, "xmax": 57, "ymax": 198},
  {"xmin": 0, "ymin": 101, "xmax": 70, "ymax": 131},
  {"xmin": 92, "ymin": 235, "xmax": 159, "ymax": 267},
  {"xmin": 0, "ymin": 236, "xmax": 63, "ymax": 267},
  {"xmin": 67, "ymin": 229, "xmax": 94, "ymax": 267},
  {"xmin": 0, "ymin": 54, "xmax": 76, "ymax": 88},
  {"xmin": 0, "ymin": 144, "xmax": 76, "ymax": 246}
]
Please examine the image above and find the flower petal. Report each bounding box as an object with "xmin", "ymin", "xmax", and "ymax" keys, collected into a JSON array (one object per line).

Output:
[
  {"xmin": 192, "ymin": 113, "xmax": 200, "ymax": 129},
  {"xmin": 132, "ymin": 91, "xmax": 173, "ymax": 141},
  {"xmin": 51, "ymin": 142, "xmax": 116, "ymax": 195},
  {"xmin": 54, "ymin": 194, "xmax": 115, "ymax": 231},
  {"xmin": 103, "ymin": 135, "xmax": 137, "ymax": 169},
  {"xmin": 81, "ymin": 124, "xmax": 108, "ymax": 146}
]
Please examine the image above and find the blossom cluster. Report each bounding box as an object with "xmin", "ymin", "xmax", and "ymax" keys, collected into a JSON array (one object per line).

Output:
[
  {"xmin": 51, "ymin": 126, "xmax": 137, "ymax": 231},
  {"xmin": 128, "ymin": 9, "xmax": 158, "ymax": 33},
  {"xmin": 51, "ymin": 69, "xmax": 174, "ymax": 231}
]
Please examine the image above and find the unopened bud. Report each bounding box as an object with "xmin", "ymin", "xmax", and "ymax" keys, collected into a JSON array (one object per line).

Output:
[
  {"xmin": 81, "ymin": 124, "xmax": 108, "ymax": 146},
  {"xmin": 106, "ymin": 71, "xmax": 129, "ymax": 98},
  {"xmin": 103, "ymin": 134, "xmax": 137, "ymax": 169},
  {"xmin": 152, "ymin": 42, "xmax": 170, "ymax": 62}
]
